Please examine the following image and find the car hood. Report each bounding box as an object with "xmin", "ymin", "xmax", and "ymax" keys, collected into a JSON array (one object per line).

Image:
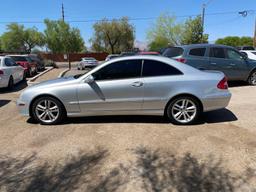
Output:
[{"xmin": 30, "ymin": 76, "xmax": 77, "ymax": 89}]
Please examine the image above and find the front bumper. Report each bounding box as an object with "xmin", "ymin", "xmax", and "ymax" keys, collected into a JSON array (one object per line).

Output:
[{"xmin": 16, "ymin": 99, "xmax": 30, "ymax": 116}]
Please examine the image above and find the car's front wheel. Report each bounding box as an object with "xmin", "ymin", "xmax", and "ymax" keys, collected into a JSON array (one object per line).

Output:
[
  {"xmin": 248, "ymin": 70, "xmax": 256, "ymax": 86},
  {"xmin": 166, "ymin": 96, "xmax": 201, "ymax": 125},
  {"xmin": 31, "ymin": 96, "xmax": 66, "ymax": 125}
]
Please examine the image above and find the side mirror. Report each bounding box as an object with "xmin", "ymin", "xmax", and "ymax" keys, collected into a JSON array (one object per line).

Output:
[
  {"xmin": 84, "ymin": 75, "xmax": 94, "ymax": 84},
  {"xmin": 240, "ymin": 52, "xmax": 248, "ymax": 60}
]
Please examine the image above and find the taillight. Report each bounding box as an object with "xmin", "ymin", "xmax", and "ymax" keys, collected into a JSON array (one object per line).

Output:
[
  {"xmin": 0, "ymin": 70, "xmax": 4, "ymax": 75},
  {"xmin": 217, "ymin": 77, "xmax": 228, "ymax": 89},
  {"xmin": 175, "ymin": 58, "xmax": 186, "ymax": 63}
]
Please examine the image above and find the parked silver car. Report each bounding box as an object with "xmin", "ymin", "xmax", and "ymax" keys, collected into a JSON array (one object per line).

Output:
[
  {"xmin": 17, "ymin": 56, "xmax": 231, "ymax": 125},
  {"xmin": 77, "ymin": 57, "xmax": 98, "ymax": 70},
  {"xmin": 0, "ymin": 56, "xmax": 25, "ymax": 89}
]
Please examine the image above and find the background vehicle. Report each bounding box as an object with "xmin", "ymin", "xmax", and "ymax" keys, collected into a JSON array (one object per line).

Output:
[
  {"xmin": 120, "ymin": 52, "xmax": 136, "ymax": 57},
  {"xmin": 0, "ymin": 56, "xmax": 25, "ymax": 89},
  {"xmin": 240, "ymin": 50, "xmax": 256, "ymax": 60},
  {"xmin": 9, "ymin": 55, "xmax": 37, "ymax": 77},
  {"xmin": 137, "ymin": 51, "xmax": 160, "ymax": 56},
  {"xmin": 105, "ymin": 54, "xmax": 119, "ymax": 61},
  {"xmin": 18, "ymin": 56, "xmax": 231, "ymax": 125},
  {"xmin": 162, "ymin": 44, "xmax": 256, "ymax": 85},
  {"xmin": 78, "ymin": 57, "xmax": 98, "ymax": 70},
  {"xmin": 29, "ymin": 54, "xmax": 45, "ymax": 71},
  {"xmin": 236, "ymin": 46, "xmax": 255, "ymax": 51}
]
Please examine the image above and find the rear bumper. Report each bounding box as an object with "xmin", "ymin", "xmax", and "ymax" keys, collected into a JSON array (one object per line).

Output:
[
  {"xmin": 0, "ymin": 75, "xmax": 9, "ymax": 88},
  {"xmin": 201, "ymin": 92, "xmax": 232, "ymax": 112}
]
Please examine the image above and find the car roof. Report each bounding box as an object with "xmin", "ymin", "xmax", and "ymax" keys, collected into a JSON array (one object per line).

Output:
[
  {"xmin": 169, "ymin": 44, "xmax": 235, "ymax": 49},
  {"xmin": 8, "ymin": 55, "xmax": 28, "ymax": 57}
]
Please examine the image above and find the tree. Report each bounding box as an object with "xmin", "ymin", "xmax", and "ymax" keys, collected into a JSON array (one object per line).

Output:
[
  {"xmin": 90, "ymin": 17, "xmax": 135, "ymax": 54},
  {"xmin": 44, "ymin": 19, "xmax": 85, "ymax": 53},
  {"xmin": 215, "ymin": 36, "xmax": 253, "ymax": 47},
  {"xmin": 147, "ymin": 13, "xmax": 184, "ymax": 51},
  {"xmin": 181, "ymin": 16, "xmax": 208, "ymax": 45},
  {"xmin": 1, "ymin": 23, "xmax": 44, "ymax": 53}
]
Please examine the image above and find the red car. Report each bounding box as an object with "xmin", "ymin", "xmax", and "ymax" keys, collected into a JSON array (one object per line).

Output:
[
  {"xmin": 8, "ymin": 55, "xmax": 37, "ymax": 77},
  {"xmin": 138, "ymin": 51, "xmax": 160, "ymax": 56}
]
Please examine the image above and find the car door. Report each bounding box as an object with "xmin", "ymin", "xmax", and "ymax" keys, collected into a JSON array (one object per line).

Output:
[
  {"xmin": 208, "ymin": 47, "xmax": 235, "ymax": 79},
  {"xmin": 225, "ymin": 48, "xmax": 249, "ymax": 80},
  {"xmin": 185, "ymin": 47, "xmax": 210, "ymax": 70},
  {"xmin": 77, "ymin": 59, "xmax": 144, "ymax": 115},
  {"xmin": 141, "ymin": 59, "xmax": 184, "ymax": 111}
]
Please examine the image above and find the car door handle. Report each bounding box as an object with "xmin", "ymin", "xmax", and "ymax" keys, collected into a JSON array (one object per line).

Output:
[
  {"xmin": 210, "ymin": 62, "xmax": 217, "ymax": 65},
  {"xmin": 229, "ymin": 63, "xmax": 236, "ymax": 66},
  {"xmin": 131, "ymin": 81, "xmax": 143, "ymax": 87}
]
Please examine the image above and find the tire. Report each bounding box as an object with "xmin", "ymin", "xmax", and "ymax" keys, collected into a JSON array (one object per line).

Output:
[
  {"xmin": 22, "ymin": 72, "xmax": 26, "ymax": 81},
  {"xmin": 31, "ymin": 96, "xmax": 66, "ymax": 125},
  {"xmin": 166, "ymin": 96, "xmax": 201, "ymax": 125},
  {"xmin": 8, "ymin": 76, "xmax": 14, "ymax": 89},
  {"xmin": 247, "ymin": 70, "xmax": 256, "ymax": 86}
]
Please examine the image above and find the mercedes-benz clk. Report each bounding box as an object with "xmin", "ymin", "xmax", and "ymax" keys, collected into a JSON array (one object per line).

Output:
[{"xmin": 17, "ymin": 55, "xmax": 231, "ymax": 125}]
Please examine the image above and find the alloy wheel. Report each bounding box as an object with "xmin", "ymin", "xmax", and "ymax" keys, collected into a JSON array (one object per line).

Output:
[
  {"xmin": 171, "ymin": 99, "xmax": 197, "ymax": 124},
  {"xmin": 35, "ymin": 100, "xmax": 60, "ymax": 123}
]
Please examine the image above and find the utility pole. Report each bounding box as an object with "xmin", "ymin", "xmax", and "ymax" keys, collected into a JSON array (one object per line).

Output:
[
  {"xmin": 202, "ymin": 3, "xmax": 206, "ymax": 34},
  {"xmin": 62, "ymin": 3, "xmax": 65, "ymax": 21},
  {"xmin": 254, "ymin": 17, "xmax": 256, "ymax": 48}
]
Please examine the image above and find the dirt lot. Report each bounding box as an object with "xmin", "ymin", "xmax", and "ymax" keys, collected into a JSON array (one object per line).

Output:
[{"xmin": 0, "ymin": 69, "xmax": 256, "ymax": 191}]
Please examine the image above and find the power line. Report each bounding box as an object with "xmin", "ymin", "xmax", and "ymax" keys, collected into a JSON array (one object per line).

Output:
[{"xmin": 0, "ymin": 10, "xmax": 254, "ymax": 24}]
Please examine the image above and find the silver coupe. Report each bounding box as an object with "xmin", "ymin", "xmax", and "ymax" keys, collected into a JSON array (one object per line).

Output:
[{"xmin": 17, "ymin": 55, "xmax": 231, "ymax": 125}]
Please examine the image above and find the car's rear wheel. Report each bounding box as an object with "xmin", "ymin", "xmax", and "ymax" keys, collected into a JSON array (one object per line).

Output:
[
  {"xmin": 31, "ymin": 96, "xmax": 66, "ymax": 125},
  {"xmin": 8, "ymin": 76, "xmax": 14, "ymax": 89},
  {"xmin": 166, "ymin": 96, "xmax": 201, "ymax": 125},
  {"xmin": 248, "ymin": 70, "xmax": 256, "ymax": 85}
]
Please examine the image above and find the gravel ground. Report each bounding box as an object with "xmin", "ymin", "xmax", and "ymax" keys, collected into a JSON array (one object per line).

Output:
[{"xmin": 0, "ymin": 69, "xmax": 256, "ymax": 191}]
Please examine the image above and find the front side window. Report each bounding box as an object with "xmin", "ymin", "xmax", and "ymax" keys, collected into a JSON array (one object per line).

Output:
[
  {"xmin": 93, "ymin": 60, "xmax": 142, "ymax": 81},
  {"xmin": 142, "ymin": 59, "xmax": 183, "ymax": 77},
  {"xmin": 189, "ymin": 48, "xmax": 206, "ymax": 57},
  {"xmin": 226, "ymin": 49, "xmax": 243, "ymax": 61},
  {"xmin": 210, "ymin": 48, "xmax": 226, "ymax": 59}
]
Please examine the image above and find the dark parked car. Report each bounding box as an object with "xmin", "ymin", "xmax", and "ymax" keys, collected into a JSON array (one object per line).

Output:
[
  {"xmin": 29, "ymin": 54, "xmax": 45, "ymax": 71},
  {"xmin": 162, "ymin": 44, "xmax": 256, "ymax": 85}
]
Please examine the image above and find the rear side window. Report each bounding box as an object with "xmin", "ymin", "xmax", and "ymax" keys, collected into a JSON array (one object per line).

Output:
[
  {"xmin": 210, "ymin": 48, "xmax": 226, "ymax": 58},
  {"xmin": 189, "ymin": 48, "xmax": 206, "ymax": 57},
  {"xmin": 252, "ymin": 52, "xmax": 256, "ymax": 56},
  {"xmin": 163, "ymin": 47, "xmax": 184, "ymax": 57},
  {"xmin": 142, "ymin": 59, "xmax": 183, "ymax": 77},
  {"xmin": 10, "ymin": 56, "xmax": 27, "ymax": 62},
  {"xmin": 5, "ymin": 58, "xmax": 17, "ymax": 67},
  {"xmin": 93, "ymin": 60, "xmax": 142, "ymax": 81}
]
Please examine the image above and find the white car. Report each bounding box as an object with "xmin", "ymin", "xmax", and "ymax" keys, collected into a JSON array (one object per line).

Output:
[
  {"xmin": 0, "ymin": 56, "xmax": 25, "ymax": 89},
  {"xmin": 77, "ymin": 57, "xmax": 98, "ymax": 70},
  {"xmin": 240, "ymin": 50, "xmax": 256, "ymax": 60}
]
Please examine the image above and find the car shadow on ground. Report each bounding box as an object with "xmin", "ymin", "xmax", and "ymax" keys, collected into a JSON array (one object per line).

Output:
[
  {"xmin": 0, "ymin": 100, "xmax": 11, "ymax": 108},
  {"xmin": 0, "ymin": 80, "xmax": 28, "ymax": 94},
  {"xmin": 228, "ymin": 81, "xmax": 249, "ymax": 88},
  {"xmin": 27, "ymin": 108, "xmax": 237, "ymax": 125}
]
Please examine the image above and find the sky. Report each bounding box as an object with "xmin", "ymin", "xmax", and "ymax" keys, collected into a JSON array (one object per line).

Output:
[{"xmin": 0, "ymin": 0, "xmax": 255, "ymax": 47}]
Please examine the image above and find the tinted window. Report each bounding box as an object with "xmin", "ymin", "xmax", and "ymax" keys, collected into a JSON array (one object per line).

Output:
[
  {"xmin": 210, "ymin": 48, "xmax": 226, "ymax": 58},
  {"xmin": 227, "ymin": 49, "xmax": 243, "ymax": 61},
  {"xmin": 243, "ymin": 46, "xmax": 255, "ymax": 50},
  {"xmin": 5, "ymin": 58, "xmax": 17, "ymax": 67},
  {"xmin": 189, "ymin": 48, "xmax": 206, "ymax": 57},
  {"xmin": 93, "ymin": 60, "xmax": 142, "ymax": 81},
  {"xmin": 163, "ymin": 47, "xmax": 184, "ymax": 57},
  {"xmin": 252, "ymin": 52, "xmax": 256, "ymax": 56},
  {"xmin": 143, "ymin": 59, "xmax": 183, "ymax": 77}
]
